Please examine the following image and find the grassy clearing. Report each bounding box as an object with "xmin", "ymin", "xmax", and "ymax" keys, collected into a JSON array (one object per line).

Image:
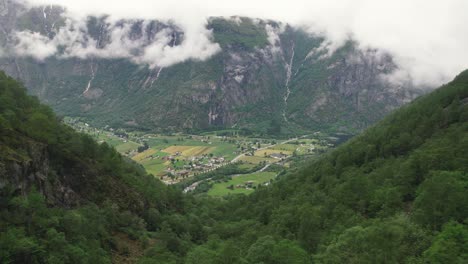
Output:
[
  {"xmin": 132, "ymin": 149, "xmax": 158, "ymax": 162},
  {"xmin": 272, "ymin": 144, "xmax": 298, "ymax": 152},
  {"xmin": 254, "ymin": 149, "xmax": 293, "ymax": 157},
  {"xmin": 182, "ymin": 146, "xmax": 216, "ymax": 156},
  {"xmin": 161, "ymin": 145, "xmax": 221, "ymax": 157},
  {"xmin": 115, "ymin": 141, "xmax": 139, "ymax": 153},
  {"xmin": 207, "ymin": 172, "xmax": 276, "ymax": 196},
  {"xmin": 97, "ymin": 133, "xmax": 125, "ymax": 147},
  {"xmin": 162, "ymin": 146, "xmax": 194, "ymax": 154},
  {"xmin": 239, "ymin": 155, "xmax": 276, "ymax": 164},
  {"xmin": 140, "ymin": 159, "xmax": 168, "ymax": 176},
  {"xmin": 208, "ymin": 144, "xmax": 237, "ymax": 160}
]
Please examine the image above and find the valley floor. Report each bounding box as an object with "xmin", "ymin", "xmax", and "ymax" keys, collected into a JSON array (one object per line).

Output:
[{"xmin": 64, "ymin": 117, "xmax": 339, "ymax": 194}]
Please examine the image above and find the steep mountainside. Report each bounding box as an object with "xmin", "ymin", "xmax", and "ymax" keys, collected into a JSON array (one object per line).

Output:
[
  {"xmin": 178, "ymin": 70, "xmax": 468, "ymax": 263},
  {"xmin": 0, "ymin": 0, "xmax": 420, "ymax": 134},
  {"xmin": 0, "ymin": 68, "xmax": 467, "ymax": 263},
  {"xmin": 0, "ymin": 71, "xmax": 194, "ymax": 262}
]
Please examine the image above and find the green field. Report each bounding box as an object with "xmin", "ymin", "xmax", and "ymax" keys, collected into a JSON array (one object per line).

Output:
[
  {"xmin": 239, "ymin": 155, "xmax": 276, "ymax": 164},
  {"xmin": 140, "ymin": 159, "xmax": 169, "ymax": 176},
  {"xmin": 91, "ymin": 134, "xmax": 241, "ymax": 177},
  {"xmin": 272, "ymin": 144, "xmax": 298, "ymax": 152},
  {"xmin": 64, "ymin": 118, "xmax": 332, "ymax": 183},
  {"xmin": 115, "ymin": 141, "xmax": 140, "ymax": 153},
  {"xmin": 254, "ymin": 149, "xmax": 293, "ymax": 157},
  {"xmin": 207, "ymin": 172, "xmax": 277, "ymax": 196}
]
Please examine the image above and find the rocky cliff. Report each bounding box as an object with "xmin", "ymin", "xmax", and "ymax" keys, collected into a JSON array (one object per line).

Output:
[
  {"xmin": 0, "ymin": 70, "xmax": 169, "ymax": 211},
  {"xmin": 0, "ymin": 0, "xmax": 422, "ymax": 134}
]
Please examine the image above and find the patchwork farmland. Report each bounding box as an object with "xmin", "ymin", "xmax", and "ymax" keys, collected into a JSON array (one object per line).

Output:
[{"xmin": 64, "ymin": 117, "xmax": 337, "ymax": 185}]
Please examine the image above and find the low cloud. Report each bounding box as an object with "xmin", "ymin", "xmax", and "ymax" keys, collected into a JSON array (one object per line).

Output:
[
  {"xmin": 14, "ymin": 31, "xmax": 57, "ymax": 60},
  {"xmin": 12, "ymin": 14, "xmax": 220, "ymax": 68},
  {"xmin": 15, "ymin": 0, "xmax": 468, "ymax": 86},
  {"xmin": 265, "ymin": 24, "xmax": 285, "ymax": 54}
]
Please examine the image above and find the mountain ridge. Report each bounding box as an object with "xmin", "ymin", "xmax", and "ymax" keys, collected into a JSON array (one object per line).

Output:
[
  {"xmin": 0, "ymin": 68, "xmax": 466, "ymax": 262},
  {"xmin": 0, "ymin": 0, "xmax": 421, "ymax": 135}
]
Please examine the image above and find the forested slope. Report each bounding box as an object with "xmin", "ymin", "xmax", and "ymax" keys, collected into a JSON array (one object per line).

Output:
[
  {"xmin": 179, "ymin": 70, "xmax": 468, "ymax": 263},
  {"xmin": 0, "ymin": 69, "xmax": 467, "ymax": 263},
  {"xmin": 0, "ymin": 71, "xmax": 201, "ymax": 263}
]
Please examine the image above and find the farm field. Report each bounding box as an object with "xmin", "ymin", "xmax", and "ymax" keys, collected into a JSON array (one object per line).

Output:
[
  {"xmin": 254, "ymin": 149, "xmax": 293, "ymax": 157},
  {"xmin": 239, "ymin": 155, "xmax": 276, "ymax": 164},
  {"xmin": 115, "ymin": 141, "xmax": 140, "ymax": 153},
  {"xmin": 271, "ymin": 144, "xmax": 298, "ymax": 152},
  {"xmin": 163, "ymin": 146, "xmax": 216, "ymax": 157},
  {"xmin": 207, "ymin": 172, "xmax": 277, "ymax": 196},
  {"xmin": 64, "ymin": 117, "xmax": 338, "ymax": 184}
]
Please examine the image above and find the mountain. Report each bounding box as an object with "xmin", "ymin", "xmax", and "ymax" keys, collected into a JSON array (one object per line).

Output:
[
  {"xmin": 0, "ymin": 71, "xmax": 190, "ymax": 262},
  {"xmin": 0, "ymin": 0, "xmax": 421, "ymax": 134},
  {"xmin": 1, "ymin": 68, "xmax": 466, "ymax": 263},
  {"xmin": 184, "ymin": 69, "xmax": 468, "ymax": 263}
]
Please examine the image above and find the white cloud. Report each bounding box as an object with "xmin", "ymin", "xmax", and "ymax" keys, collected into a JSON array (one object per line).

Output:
[
  {"xmin": 16, "ymin": 0, "xmax": 468, "ymax": 86},
  {"xmin": 137, "ymin": 19, "xmax": 221, "ymax": 68},
  {"xmin": 12, "ymin": 15, "xmax": 220, "ymax": 68},
  {"xmin": 265, "ymin": 24, "xmax": 285, "ymax": 54},
  {"xmin": 14, "ymin": 31, "xmax": 57, "ymax": 60}
]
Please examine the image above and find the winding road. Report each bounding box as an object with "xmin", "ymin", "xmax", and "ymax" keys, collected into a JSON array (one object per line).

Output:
[{"xmin": 184, "ymin": 136, "xmax": 306, "ymax": 193}]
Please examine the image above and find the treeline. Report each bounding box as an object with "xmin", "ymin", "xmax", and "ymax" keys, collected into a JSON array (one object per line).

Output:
[
  {"xmin": 0, "ymin": 72, "xmax": 206, "ymax": 263},
  {"xmin": 173, "ymin": 70, "xmax": 468, "ymax": 263},
  {"xmin": 1, "ymin": 70, "xmax": 467, "ymax": 263}
]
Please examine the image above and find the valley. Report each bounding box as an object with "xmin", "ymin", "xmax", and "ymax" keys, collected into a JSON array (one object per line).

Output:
[
  {"xmin": 0, "ymin": 1, "xmax": 466, "ymax": 263},
  {"xmin": 2, "ymin": 69, "xmax": 466, "ymax": 263},
  {"xmin": 64, "ymin": 117, "xmax": 338, "ymax": 194}
]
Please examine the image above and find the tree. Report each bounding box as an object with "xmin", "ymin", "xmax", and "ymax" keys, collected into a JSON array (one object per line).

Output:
[
  {"xmin": 413, "ymin": 171, "xmax": 467, "ymax": 230},
  {"xmin": 267, "ymin": 119, "xmax": 281, "ymax": 135},
  {"xmin": 423, "ymin": 222, "xmax": 468, "ymax": 263},
  {"xmin": 315, "ymin": 216, "xmax": 430, "ymax": 263}
]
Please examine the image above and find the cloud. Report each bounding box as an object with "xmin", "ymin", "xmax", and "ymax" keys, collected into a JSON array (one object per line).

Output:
[
  {"xmin": 265, "ymin": 24, "xmax": 285, "ymax": 54},
  {"xmin": 13, "ymin": 31, "xmax": 58, "ymax": 60},
  {"xmin": 137, "ymin": 20, "xmax": 221, "ymax": 68},
  {"xmin": 16, "ymin": 0, "xmax": 468, "ymax": 86},
  {"xmin": 12, "ymin": 15, "xmax": 220, "ymax": 68}
]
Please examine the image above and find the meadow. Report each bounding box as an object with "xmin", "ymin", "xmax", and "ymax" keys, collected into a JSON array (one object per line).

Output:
[
  {"xmin": 64, "ymin": 118, "xmax": 334, "ymax": 184},
  {"xmin": 207, "ymin": 172, "xmax": 277, "ymax": 196}
]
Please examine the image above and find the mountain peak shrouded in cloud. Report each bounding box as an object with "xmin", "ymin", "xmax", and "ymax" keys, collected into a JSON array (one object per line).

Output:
[{"xmin": 11, "ymin": 0, "xmax": 468, "ymax": 86}]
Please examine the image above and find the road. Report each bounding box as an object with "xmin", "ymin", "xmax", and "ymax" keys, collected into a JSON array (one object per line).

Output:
[
  {"xmin": 230, "ymin": 136, "xmax": 304, "ymax": 163},
  {"xmin": 183, "ymin": 136, "xmax": 308, "ymax": 193},
  {"xmin": 183, "ymin": 162, "xmax": 272, "ymax": 193}
]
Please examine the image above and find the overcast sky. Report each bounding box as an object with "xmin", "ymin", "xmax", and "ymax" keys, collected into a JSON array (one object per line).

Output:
[{"xmin": 20, "ymin": 0, "xmax": 468, "ymax": 87}]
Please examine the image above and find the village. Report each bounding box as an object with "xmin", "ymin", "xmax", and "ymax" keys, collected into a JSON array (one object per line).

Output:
[{"xmin": 63, "ymin": 117, "xmax": 336, "ymax": 185}]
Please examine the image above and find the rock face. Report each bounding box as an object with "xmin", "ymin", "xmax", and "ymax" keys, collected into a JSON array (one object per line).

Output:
[
  {"xmin": 0, "ymin": 0, "xmax": 422, "ymax": 134},
  {"xmin": 0, "ymin": 136, "xmax": 81, "ymax": 207}
]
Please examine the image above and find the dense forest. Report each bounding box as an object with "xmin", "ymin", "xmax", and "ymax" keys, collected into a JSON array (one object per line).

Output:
[
  {"xmin": 0, "ymin": 71, "xmax": 198, "ymax": 263},
  {"xmin": 0, "ymin": 69, "xmax": 467, "ymax": 263}
]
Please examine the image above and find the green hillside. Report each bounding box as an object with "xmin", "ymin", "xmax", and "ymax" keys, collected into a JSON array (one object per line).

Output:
[
  {"xmin": 178, "ymin": 70, "xmax": 468, "ymax": 263},
  {"xmin": 0, "ymin": 69, "xmax": 467, "ymax": 263},
  {"xmin": 0, "ymin": 72, "xmax": 196, "ymax": 263}
]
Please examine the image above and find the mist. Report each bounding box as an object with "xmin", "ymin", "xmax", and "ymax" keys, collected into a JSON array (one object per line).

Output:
[{"xmin": 16, "ymin": 0, "xmax": 468, "ymax": 86}]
